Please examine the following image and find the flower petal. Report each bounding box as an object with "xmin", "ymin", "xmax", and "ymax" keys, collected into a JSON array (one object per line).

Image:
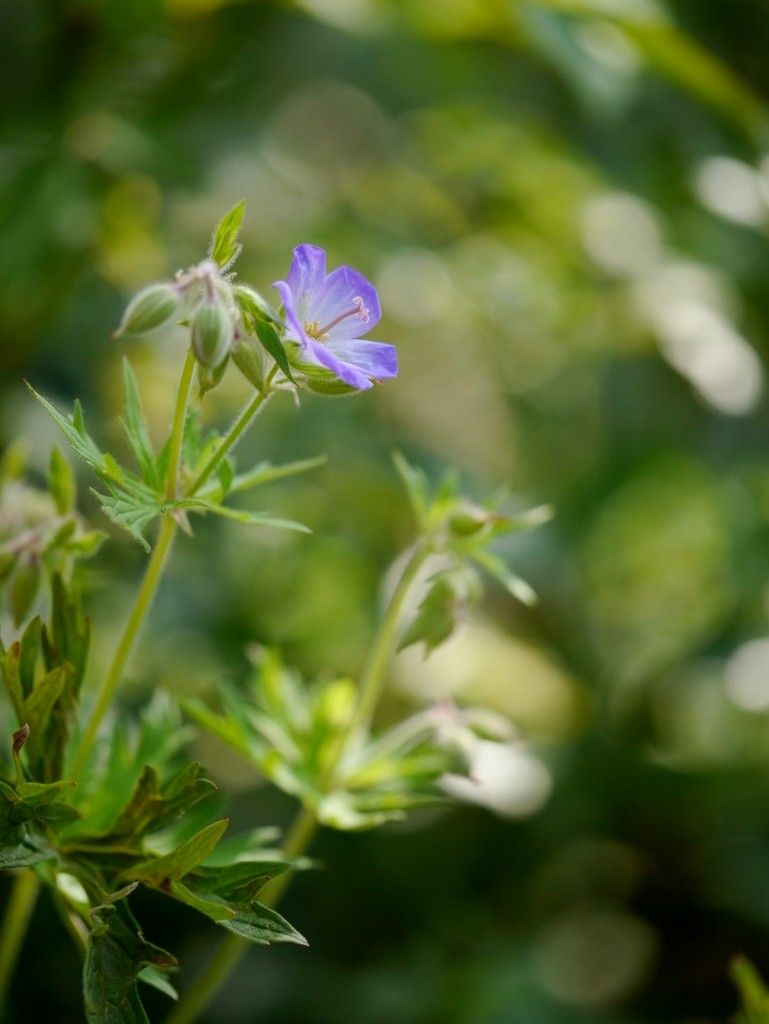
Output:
[
  {"xmin": 274, "ymin": 280, "xmax": 373, "ymax": 389},
  {"xmin": 273, "ymin": 279, "xmax": 308, "ymax": 346},
  {"xmin": 308, "ymin": 265, "xmax": 381, "ymax": 339},
  {"xmin": 325, "ymin": 338, "xmax": 398, "ymax": 380},
  {"xmin": 286, "ymin": 244, "xmax": 327, "ymax": 318},
  {"xmin": 306, "ymin": 339, "xmax": 374, "ymax": 390}
]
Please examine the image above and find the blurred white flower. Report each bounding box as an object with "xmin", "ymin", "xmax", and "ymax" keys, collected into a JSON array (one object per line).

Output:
[{"xmin": 440, "ymin": 738, "xmax": 552, "ymax": 818}]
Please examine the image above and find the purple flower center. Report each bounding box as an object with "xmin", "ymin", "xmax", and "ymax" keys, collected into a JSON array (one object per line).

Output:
[{"xmin": 305, "ymin": 295, "xmax": 371, "ymax": 341}]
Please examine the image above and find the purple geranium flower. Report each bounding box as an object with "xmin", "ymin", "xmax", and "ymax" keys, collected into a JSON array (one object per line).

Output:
[{"xmin": 273, "ymin": 244, "xmax": 397, "ymax": 391}]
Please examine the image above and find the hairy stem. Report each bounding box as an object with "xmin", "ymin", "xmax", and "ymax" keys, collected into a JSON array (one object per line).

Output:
[
  {"xmin": 347, "ymin": 538, "xmax": 433, "ymax": 737},
  {"xmin": 166, "ymin": 539, "xmax": 432, "ymax": 1024},
  {"xmin": 0, "ymin": 871, "xmax": 40, "ymax": 1006},
  {"xmin": 166, "ymin": 349, "xmax": 197, "ymax": 499},
  {"xmin": 70, "ymin": 350, "xmax": 196, "ymax": 776},
  {"xmin": 187, "ymin": 388, "xmax": 271, "ymax": 497},
  {"xmin": 71, "ymin": 513, "xmax": 177, "ymax": 777},
  {"xmin": 166, "ymin": 807, "xmax": 317, "ymax": 1024}
]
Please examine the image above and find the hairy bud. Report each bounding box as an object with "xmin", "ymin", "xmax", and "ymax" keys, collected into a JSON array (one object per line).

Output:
[
  {"xmin": 114, "ymin": 284, "xmax": 181, "ymax": 339},
  {"xmin": 192, "ymin": 302, "xmax": 233, "ymax": 368},
  {"xmin": 231, "ymin": 337, "xmax": 264, "ymax": 389}
]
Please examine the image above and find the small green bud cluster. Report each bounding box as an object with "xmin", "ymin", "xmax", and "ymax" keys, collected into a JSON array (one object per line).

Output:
[{"xmin": 113, "ymin": 257, "xmax": 288, "ymax": 398}]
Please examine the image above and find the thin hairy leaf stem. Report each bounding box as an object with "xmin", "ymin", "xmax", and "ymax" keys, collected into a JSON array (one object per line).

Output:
[
  {"xmin": 347, "ymin": 537, "xmax": 434, "ymax": 738},
  {"xmin": 0, "ymin": 870, "xmax": 40, "ymax": 1006},
  {"xmin": 166, "ymin": 348, "xmax": 198, "ymax": 500},
  {"xmin": 70, "ymin": 349, "xmax": 198, "ymax": 776},
  {"xmin": 165, "ymin": 807, "xmax": 317, "ymax": 1024},
  {"xmin": 167, "ymin": 538, "xmax": 433, "ymax": 1024},
  {"xmin": 186, "ymin": 371, "xmax": 278, "ymax": 497},
  {"xmin": 70, "ymin": 513, "xmax": 177, "ymax": 777}
]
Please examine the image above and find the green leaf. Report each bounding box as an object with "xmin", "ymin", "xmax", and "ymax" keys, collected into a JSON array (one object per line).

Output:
[
  {"xmin": 0, "ymin": 644, "xmax": 27, "ymax": 724},
  {"xmin": 471, "ymin": 549, "xmax": 537, "ymax": 606},
  {"xmin": 24, "ymin": 666, "xmax": 68, "ymax": 766},
  {"xmin": 92, "ymin": 489, "xmax": 162, "ymax": 552},
  {"xmin": 209, "ymin": 200, "xmax": 246, "ymax": 270},
  {"xmin": 121, "ymin": 359, "xmax": 159, "ymax": 490},
  {"xmin": 0, "ymin": 840, "xmax": 51, "ymax": 868},
  {"xmin": 393, "ymin": 451, "xmax": 430, "ymax": 525},
  {"xmin": 398, "ymin": 575, "xmax": 458, "ymax": 655},
  {"xmin": 27, "ymin": 385, "xmax": 106, "ymax": 478},
  {"xmin": 49, "ymin": 447, "xmax": 76, "ymax": 515},
  {"xmin": 124, "ymin": 819, "xmax": 228, "ymax": 886},
  {"xmin": 215, "ymin": 456, "xmax": 234, "ymax": 499},
  {"xmin": 169, "ymin": 497, "xmax": 311, "ymax": 534},
  {"xmin": 225, "ymin": 455, "xmax": 328, "ymax": 496},
  {"xmin": 168, "ymin": 880, "xmax": 236, "ymax": 922},
  {"xmin": 9, "ymin": 557, "xmax": 41, "ymax": 627},
  {"xmin": 28, "ymin": 384, "xmax": 160, "ymax": 549},
  {"xmin": 84, "ymin": 897, "xmax": 176, "ymax": 1024},
  {"xmin": 219, "ymin": 901, "xmax": 307, "ymax": 946},
  {"xmin": 16, "ymin": 778, "xmax": 77, "ymax": 806},
  {"xmin": 732, "ymin": 955, "xmax": 769, "ymax": 1022},
  {"xmin": 81, "ymin": 762, "xmax": 216, "ymax": 847},
  {"xmin": 137, "ymin": 965, "xmax": 178, "ymax": 1002},
  {"xmin": 253, "ymin": 316, "xmax": 294, "ymax": 382},
  {"xmin": 192, "ymin": 860, "xmax": 287, "ymax": 902},
  {"xmin": 18, "ymin": 617, "xmax": 42, "ymax": 698},
  {"xmin": 137, "ymin": 962, "xmax": 177, "ymax": 1003},
  {"xmin": 200, "ymin": 826, "xmax": 282, "ymax": 866},
  {"xmin": 180, "ymin": 698, "xmax": 253, "ymax": 760}
]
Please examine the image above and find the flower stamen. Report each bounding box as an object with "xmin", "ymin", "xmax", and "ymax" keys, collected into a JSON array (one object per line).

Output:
[{"xmin": 317, "ymin": 296, "xmax": 370, "ymax": 335}]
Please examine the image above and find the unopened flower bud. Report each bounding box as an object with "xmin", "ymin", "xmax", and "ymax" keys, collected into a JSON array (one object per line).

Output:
[
  {"xmin": 114, "ymin": 284, "xmax": 180, "ymax": 338},
  {"xmin": 233, "ymin": 284, "xmax": 277, "ymax": 323},
  {"xmin": 231, "ymin": 336, "xmax": 264, "ymax": 389},
  {"xmin": 449, "ymin": 504, "xmax": 489, "ymax": 536},
  {"xmin": 12, "ymin": 723, "xmax": 29, "ymax": 757},
  {"xmin": 192, "ymin": 302, "xmax": 233, "ymax": 368}
]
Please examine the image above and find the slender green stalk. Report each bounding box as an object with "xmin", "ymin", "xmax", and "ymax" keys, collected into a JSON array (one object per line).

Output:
[
  {"xmin": 0, "ymin": 871, "xmax": 40, "ymax": 1006},
  {"xmin": 187, "ymin": 388, "xmax": 271, "ymax": 497},
  {"xmin": 71, "ymin": 513, "xmax": 177, "ymax": 777},
  {"xmin": 70, "ymin": 350, "xmax": 197, "ymax": 777},
  {"xmin": 166, "ymin": 349, "xmax": 197, "ymax": 499},
  {"xmin": 165, "ymin": 807, "xmax": 317, "ymax": 1024},
  {"xmin": 166, "ymin": 539, "xmax": 433, "ymax": 1024},
  {"xmin": 347, "ymin": 538, "xmax": 433, "ymax": 737}
]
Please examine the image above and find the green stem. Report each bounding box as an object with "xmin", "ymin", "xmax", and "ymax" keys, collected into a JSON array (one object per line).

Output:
[
  {"xmin": 187, "ymin": 387, "xmax": 272, "ymax": 498},
  {"xmin": 166, "ymin": 349, "xmax": 197, "ymax": 499},
  {"xmin": 166, "ymin": 539, "xmax": 433, "ymax": 1024},
  {"xmin": 71, "ymin": 514, "xmax": 177, "ymax": 777},
  {"xmin": 0, "ymin": 871, "xmax": 40, "ymax": 1006},
  {"xmin": 347, "ymin": 538, "xmax": 433, "ymax": 738},
  {"xmin": 70, "ymin": 350, "xmax": 196, "ymax": 777},
  {"xmin": 165, "ymin": 807, "xmax": 317, "ymax": 1024}
]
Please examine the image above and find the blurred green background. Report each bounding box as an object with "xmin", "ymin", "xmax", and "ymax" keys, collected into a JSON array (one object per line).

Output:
[{"xmin": 6, "ymin": 0, "xmax": 769, "ymax": 1020}]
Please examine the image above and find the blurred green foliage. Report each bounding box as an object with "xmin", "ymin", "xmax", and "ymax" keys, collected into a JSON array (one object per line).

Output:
[{"xmin": 5, "ymin": 0, "xmax": 769, "ymax": 1020}]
